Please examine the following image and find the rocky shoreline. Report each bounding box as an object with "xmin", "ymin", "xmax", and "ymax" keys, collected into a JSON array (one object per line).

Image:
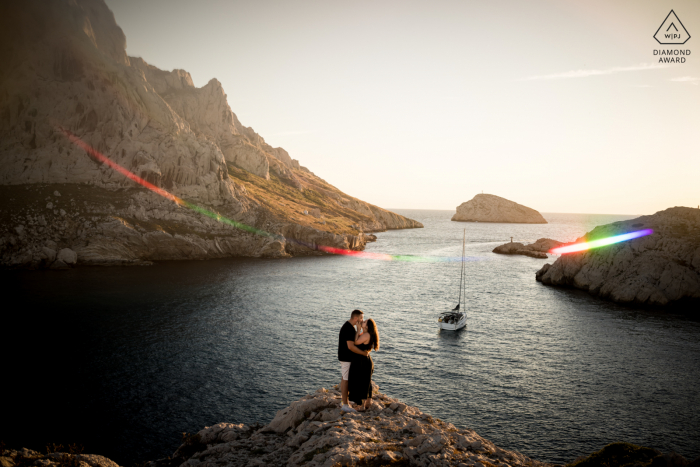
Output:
[
  {"xmin": 0, "ymin": 183, "xmax": 420, "ymax": 269},
  {"xmin": 536, "ymin": 207, "xmax": 700, "ymax": 308}
]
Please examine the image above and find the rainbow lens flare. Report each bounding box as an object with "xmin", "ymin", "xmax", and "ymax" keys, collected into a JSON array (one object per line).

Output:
[
  {"xmin": 59, "ymin": 127, "xmax": 480, "ymax": 263},
  {"xmin": 550, "ymin": 229, "xmax": 653, "ymax": 255}
]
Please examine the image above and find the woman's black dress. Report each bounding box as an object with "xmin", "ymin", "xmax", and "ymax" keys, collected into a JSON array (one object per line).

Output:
[{"xmin": 348, "ymin": 339, "xmax": 374, "ymax": 406}]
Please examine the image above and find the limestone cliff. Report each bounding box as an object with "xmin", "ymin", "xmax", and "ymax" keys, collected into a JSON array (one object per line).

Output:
[
  {"xmin": 536, "ymin": 207, "xmax": 700, "ymax": 307},
  {"xmin": 452, "ymin": 194, "xmax": 547, "ymax": 224},
  {"xmin": 0, "ymin": 0, "xmax": 422, "ymax": 268}
]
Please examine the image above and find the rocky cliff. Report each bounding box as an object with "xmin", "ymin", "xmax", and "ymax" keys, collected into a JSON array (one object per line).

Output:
[
  {"xmin": 0, "ymin": 0, "xmax": 422, "ymax": 268},
  {"xmin": 536, "ymin": 207, "xmax": 700, "ymax": 307},
  {"xmin": 452, "ymin": 194, "xmax": 547, "ymax": 224}
]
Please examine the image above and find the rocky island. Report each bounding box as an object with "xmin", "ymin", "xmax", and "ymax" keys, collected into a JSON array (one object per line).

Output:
[
  {"xmin": 536, "ymin": 207, "xmax": 700, "ymax": 307},
  {"xmin": 452, "ymin": 194, "xmax": 547, "ymax": 224},
  {"xmin": 0, "ymin": 0, "xmax": 422, "ymax": 269},
  {"xmin": 493, "ymin": 238, "xmax": 569, "ymax": 259}
]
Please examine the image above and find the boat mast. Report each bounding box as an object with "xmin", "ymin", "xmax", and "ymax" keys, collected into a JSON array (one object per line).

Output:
[
  {"xmin": 456, "ymin": 229, "xmax": 465, "ymax": 309},
  {"xmin": 461, "ymin": 229, "xmax": 466, "ymax": 313},
  {"xmin": 462, "ymin": 228, "xmax": 466, "ymax": 315}
]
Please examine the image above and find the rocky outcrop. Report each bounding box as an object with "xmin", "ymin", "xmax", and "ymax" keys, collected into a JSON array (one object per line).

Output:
[
  {"xmin": 568, "ymin": 442, "xmax": 699, "ymax": 467},
  {"xmin": 493, "ymin": 238, "xmax": 569, "ymax": 259},
  {"xmin": 0, "ymin": 448, "xmax": 120, "ymax": 467},
  {"xmin": 0, "ymin": 0, "xmax": 422, "ymax": 268},
  {"xmin": 452, "ymin": 194, "xmax": 547, "ymax": 224},
  {"xmin": 147, "ymin": 385, "xmax": 550, "ymax": 467},
  {"xmin": 536, "ymin": 207, "xmax": 700, "ymax": 307}
]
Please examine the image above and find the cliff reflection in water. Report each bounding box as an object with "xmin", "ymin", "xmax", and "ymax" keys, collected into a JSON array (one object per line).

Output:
[{"xmin": 2, "ymin": 211, "xmax": 699, "ymax": 466}]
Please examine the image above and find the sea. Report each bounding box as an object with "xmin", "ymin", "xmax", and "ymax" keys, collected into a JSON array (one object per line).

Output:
[{"xmin": 3, "ymin": 210, "xmax": 699, "ymax": 466}]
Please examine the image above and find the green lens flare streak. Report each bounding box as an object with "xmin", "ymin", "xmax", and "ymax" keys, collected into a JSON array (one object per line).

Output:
[{"xmin": 60, "ymin": 127, "xmax": 474, "ymax": 262}]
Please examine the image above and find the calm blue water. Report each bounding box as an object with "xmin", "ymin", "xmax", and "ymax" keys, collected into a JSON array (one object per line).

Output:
[{"xmin": 3, "ymin": 211, "xmax": 699, "ymax": 465}]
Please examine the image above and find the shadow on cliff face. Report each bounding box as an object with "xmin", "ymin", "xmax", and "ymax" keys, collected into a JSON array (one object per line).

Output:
[
  {"xmin": 567, "ymin": 442, "xmax": 699, "ymax": 467},
  {"xmin": 539, "ymin": 282, "xmax": 700, "ymax": 321}
]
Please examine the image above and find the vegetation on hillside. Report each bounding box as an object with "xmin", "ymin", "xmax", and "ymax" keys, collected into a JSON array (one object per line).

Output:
[{"xmin": 227, "ymin": 164, "xmax": 378, "ymax": 236}]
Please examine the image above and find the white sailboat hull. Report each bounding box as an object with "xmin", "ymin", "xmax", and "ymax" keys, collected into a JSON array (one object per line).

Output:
[{"xmin": 438, "ymin": 313, "xmax": 466, "ymax": 331}]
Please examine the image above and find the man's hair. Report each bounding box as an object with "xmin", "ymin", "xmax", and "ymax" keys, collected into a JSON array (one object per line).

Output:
[{"xmin": 351, "ymin": 309, "xmax": 364, "ymax": 318}]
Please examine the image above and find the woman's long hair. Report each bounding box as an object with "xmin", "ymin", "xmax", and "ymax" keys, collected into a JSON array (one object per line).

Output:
[{"xmin": 366, "ymin": 318, "xmax": 380, "ymax": 351}]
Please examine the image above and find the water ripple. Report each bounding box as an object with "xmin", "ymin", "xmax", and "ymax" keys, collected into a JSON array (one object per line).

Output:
[{"xmin": 2, "ymin": 211, "xmax": 699, "ymax": 465}]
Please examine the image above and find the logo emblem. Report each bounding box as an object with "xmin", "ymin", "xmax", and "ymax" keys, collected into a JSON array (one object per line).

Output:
[{"xmin": 654, "ymin": 10, "xmax": 691, "ymax": 44}]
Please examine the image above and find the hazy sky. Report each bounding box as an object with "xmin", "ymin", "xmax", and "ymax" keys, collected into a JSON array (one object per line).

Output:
[{"xmin": 105, "ymin": 0, "xmax": 699, "ymax": 215}]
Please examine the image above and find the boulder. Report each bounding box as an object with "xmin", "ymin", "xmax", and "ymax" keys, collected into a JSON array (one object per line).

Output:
[
  {"xmin": 49, "ymin": 260, "xmax": 69, "ymax": 270},
  {"xmin": 264, "ymin": 389, "xmax": 339, "ymax": 433},
  {"xmin": 57, "ymin": 248, "xmax": 78, "ymax": 265},
  {"xmin": 41, "ymin": 247, "xmax": 57, "ymax": 262},
  {"xmin": 452, "ymin": 194, "xmax": 547, "ymax": 224}
]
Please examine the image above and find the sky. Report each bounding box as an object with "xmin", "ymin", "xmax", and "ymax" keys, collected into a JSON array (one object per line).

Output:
[{"xmin": 105, "ymin": 0, "xmax": 699, "ymax": 215}]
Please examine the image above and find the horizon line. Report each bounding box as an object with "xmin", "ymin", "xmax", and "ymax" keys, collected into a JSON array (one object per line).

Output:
[{"xmin": 386, "ymin": 208, "xmax": 646, "ymax": 216}]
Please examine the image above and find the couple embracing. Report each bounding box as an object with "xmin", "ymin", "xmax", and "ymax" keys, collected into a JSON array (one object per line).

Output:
[{"xmin": 337, "ymin": 309, "xmax": 380, "ymax": 412}]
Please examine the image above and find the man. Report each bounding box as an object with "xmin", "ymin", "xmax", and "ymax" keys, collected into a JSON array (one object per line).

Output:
[{"xmin": 338, "ymin": 309, "xmax": 370, "ymax": 412}]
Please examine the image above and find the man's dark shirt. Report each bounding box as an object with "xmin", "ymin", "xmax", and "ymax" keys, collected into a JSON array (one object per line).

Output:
[{"xmin": 338, "ymin": 321, "xmax": 357, "ymax": 362}]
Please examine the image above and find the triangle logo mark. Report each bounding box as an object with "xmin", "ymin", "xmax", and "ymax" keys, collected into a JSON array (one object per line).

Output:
[{"xmin": 654, "ymin": 10, "xmax": 691, "ymax": 44}]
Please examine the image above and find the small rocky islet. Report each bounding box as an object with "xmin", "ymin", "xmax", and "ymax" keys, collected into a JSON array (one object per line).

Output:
[
  {"xmin": 452, "ymin": 194, "xmax": 547, "ymax": 224},
  {"xmin": 492, "ymin": 238, "xmax": 569, "ymax": 259}
]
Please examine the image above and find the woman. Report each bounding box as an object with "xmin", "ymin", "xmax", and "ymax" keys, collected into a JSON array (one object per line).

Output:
[{"xmin": 348, "ymin": 318, "xmax": 380, "ymax": 411}]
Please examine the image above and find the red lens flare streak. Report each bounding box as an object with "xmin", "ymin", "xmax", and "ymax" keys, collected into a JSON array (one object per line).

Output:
[
  {"xmin": 61, "ymin": 128, "xmax": 183, "ymax": 206},
  {"xmin": 59, "ymin": 128, "xmax": 465, "ymax": 262}
]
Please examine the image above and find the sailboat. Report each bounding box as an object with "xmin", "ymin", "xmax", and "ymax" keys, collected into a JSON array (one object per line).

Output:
[{"xmin": 438, "ymin": 229, "xmax": 468, "ymax": 331}]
